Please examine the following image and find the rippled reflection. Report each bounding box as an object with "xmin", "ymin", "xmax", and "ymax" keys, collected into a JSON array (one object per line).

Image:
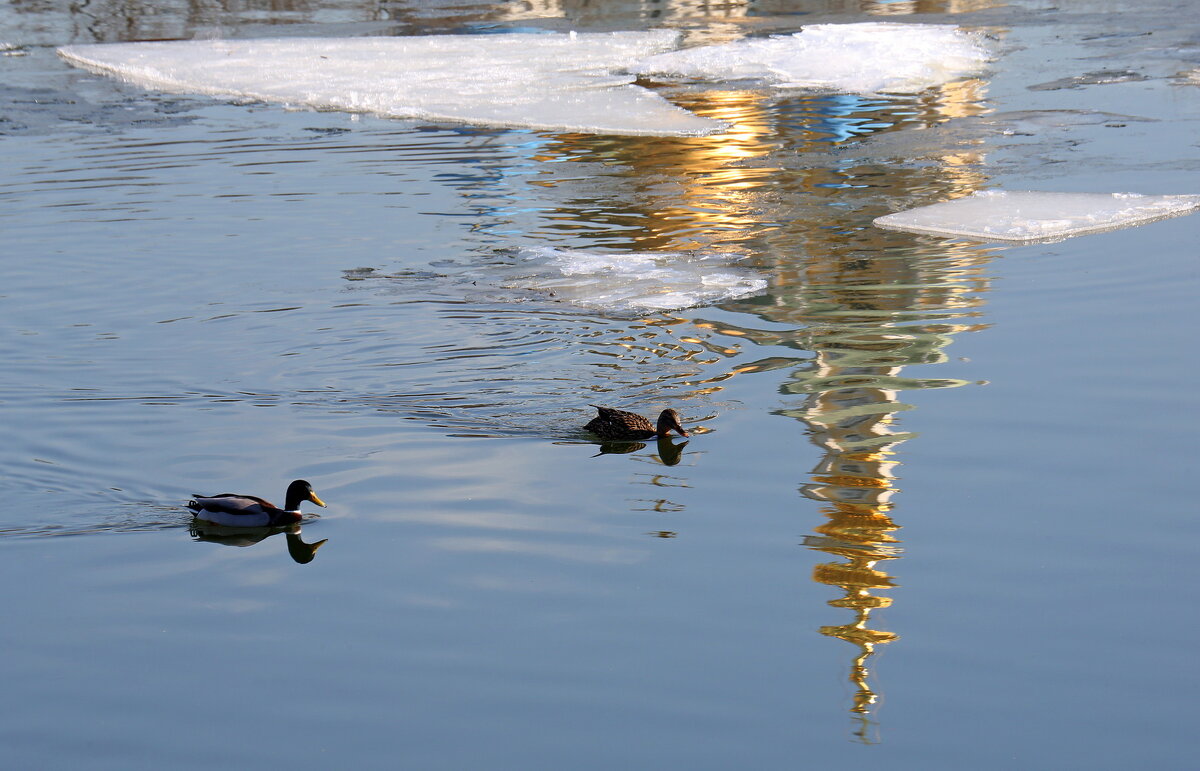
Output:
[
  {"xmin": 3, "ymin": 0, "xmax": 1004, "ymax": 47},
  {"xmin": 675, "ymin": 222, "xmax": 997, "ymax": 736},
  {"xmin": 428, "ymin": 52, "xmax": 994, "ymax": 735},
  {"xmin": 324, "ymin": 58, "xmax": 994, "ymax": 445},
  {"xmin": 311, "ymin": 26, "xmax": 1000, "ymax": 727},
  {"xmin": 500, "ymin": 55, "xmax": 993, "ymax": 737},
  {"xmin": 6, "ymin": 0, "xmax": 1006, "ymax": 735},
  {"xmin": 454, "ymin": 79, "xmax": 988, "ymax": 254},
  {"xmin": 718, "ymin": 230, "xmax": 994, "ymax": 738}
]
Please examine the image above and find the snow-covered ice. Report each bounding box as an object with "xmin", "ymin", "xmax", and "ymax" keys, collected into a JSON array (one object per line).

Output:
[
  {"xmin": 57, "ymin": 24, "xmax": 993, "ymax": 135},
  {"xmin": 632, "ymin": 23, "xmax": 991, "ymax": 94},
  {"xmin": 57, "ymin": 32, "xmax": 727, "ymax": 137},
  {"xmin": 496, "ymin": 247, "xmax": 767, "ymax": 314},
  {"xmin": 1177, "ymin": 68, "xmax": 1200, "ymax": 86},
  {"xmin": 873, "ymin": 191, "xmax": 1200, "ymax": 244}
]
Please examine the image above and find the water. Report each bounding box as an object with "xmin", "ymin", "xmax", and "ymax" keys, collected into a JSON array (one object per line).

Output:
[{"xmin": 2, "ymin": 1, "xmax": 1199, "ymax": 768}]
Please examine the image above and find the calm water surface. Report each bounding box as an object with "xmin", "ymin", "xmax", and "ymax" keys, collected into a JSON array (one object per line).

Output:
[{"xmin": 2, "ymin": 1, "xmax": 1199, "ymax": 768}]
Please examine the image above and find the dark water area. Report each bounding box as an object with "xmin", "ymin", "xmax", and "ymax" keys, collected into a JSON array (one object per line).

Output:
[{"xmin": 2, "ymin": 0, "xmax": 1199, "ymax": 768}]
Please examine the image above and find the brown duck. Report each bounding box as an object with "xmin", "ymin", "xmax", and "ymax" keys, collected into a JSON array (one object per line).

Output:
[{"xmin": 584, "ymin": 405, "xmax": 690, "ymax": 441}]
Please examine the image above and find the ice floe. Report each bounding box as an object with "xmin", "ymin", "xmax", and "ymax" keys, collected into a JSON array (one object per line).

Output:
[
  {"xmin": 1028, "ymin": 69, "xmax": 1149, "ymax": 91},
  {"xmin": 873, "ymin": 191, "xmax": 1200, "ymax": 244},
  {"xmin": 494, "ymin": 247, "xmax": 767, "ymax": 314},
  {"xmin": 1176, "ymin": 68, "xmax": 1200, "ymax": 86},
  {"xmin": 57, "ymin": 32, "xmax": 726, "ymax": 137},
  {"xmin": 631, "ymin": 23, "xmax": 991, "ymax": 94},
  {"xmin": 56, "ymin": 23, "xmax": 992, "ymax": 135}
]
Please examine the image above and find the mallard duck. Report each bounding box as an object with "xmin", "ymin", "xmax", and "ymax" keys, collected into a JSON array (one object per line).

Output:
[
  {"xmin": 584, "ymin": 405, "xmax": 689, "ymax": 441},
  {"xmin": 187, "ymin": 479, "xmax": 326, "ymax": 528}
]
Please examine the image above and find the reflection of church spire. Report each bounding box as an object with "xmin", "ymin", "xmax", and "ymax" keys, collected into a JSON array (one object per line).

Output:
[
  {"xmin": 744, "ymin": 231, "xmax": 995, "ymax": 739},
  {"xmin": 693, "ymin": 231, "xmax": 994, "ymax": 739},
  {"xmin": 796, "ymin": 374, "xmax": 906, "ymax": 742},
  {"xmin": 806, "ymin": 484, "xmax": 901, "ymax": 743},
  {"xmin": 695, "ymin": 233, "xmax": 993, "ymax": 737}
]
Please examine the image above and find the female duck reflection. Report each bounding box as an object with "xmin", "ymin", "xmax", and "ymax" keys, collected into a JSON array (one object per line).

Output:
[
  {"xmin": 187, "ymin": 479, "xmax": 328, "ymax": 564},
  {"xmin": 594, "ymin": 435, "xmax": 689, "ymax": 466}
]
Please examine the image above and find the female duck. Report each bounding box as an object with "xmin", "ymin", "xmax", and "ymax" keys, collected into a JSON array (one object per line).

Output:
[
  {"xmin": 188, "ymin": 479, "xmax": 326, "ymax": 528},
  {"xmin": 584, "ymin": 405, "xmax": 690, "ymax": 441}
]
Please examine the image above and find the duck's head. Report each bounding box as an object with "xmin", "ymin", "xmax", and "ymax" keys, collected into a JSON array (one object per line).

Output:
[
  {"xmin": 656, "ymin": 409, "xmax": 689, "ymax": 438},
  {"xmin": 284, "ymin": 479, "xmax": 327, "ymax": 512}
]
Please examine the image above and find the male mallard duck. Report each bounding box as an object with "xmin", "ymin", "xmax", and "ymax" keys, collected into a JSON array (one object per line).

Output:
[
  {"xmin": 187, "ymin": 479, "xmax": 326, "ymax": 528},
  {"xmin": 584, "ymin": 405, "xmax": 690, "ymax": 441}
]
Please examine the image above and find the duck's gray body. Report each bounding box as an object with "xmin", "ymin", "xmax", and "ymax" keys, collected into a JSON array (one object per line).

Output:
[{"xmin": 187, "ymin": 479, "xmax": 325, "ymax": 528}]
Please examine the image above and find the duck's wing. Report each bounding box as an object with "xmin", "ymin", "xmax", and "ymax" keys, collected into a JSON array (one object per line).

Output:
[
  {"xmin": 585, "ymin": 405, "xmax": 615, "ymax": 432},
  {"xmin": 612, "ymin": 409, "xmax": 655, "ymax": 432},
  {"xmin": 590, "ymin": 405, "xmax": 647, "ymax": 425},
  {"xmin": 188, "ymin": 493, "xmax": 275, "ymax": 517}
]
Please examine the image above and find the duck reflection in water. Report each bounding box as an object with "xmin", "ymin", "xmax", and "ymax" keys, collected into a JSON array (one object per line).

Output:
[
  {"xmin": 655, "ymin": 435, "xmax": 688, "ymax": 466},
  {"xmin": 592, "ymin": 436, "xmax": 689, "ymax": 466},
  {"xmin": 594, "ymin": 440, "xmax": 646, "ymax": 456},
  {"xmin": 189, "ymin": 521, "xmax": 329, "ymax": 565}
]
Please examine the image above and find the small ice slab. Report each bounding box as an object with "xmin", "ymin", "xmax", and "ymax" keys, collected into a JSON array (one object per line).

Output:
[
  {"xmin": 631, "ymin": 22, "xmax": 990, "ymax": 94},
  {"xmin": 57, "ymin": 32, "xmax": 728, "ymax": 137},
  {"xmin": 873, "ymin": 191, "xmax": 1200, "ymax": 244},
  {"xmin": 499, "ymin": 247, "xmax": 767, "ymax": 314}
]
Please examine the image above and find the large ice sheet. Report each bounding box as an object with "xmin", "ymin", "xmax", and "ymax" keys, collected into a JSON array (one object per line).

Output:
[
  {"xmin": 496, "ymin": 247, "xmax": 767, "ymax": 314},
  {"xmin": 56, "ymin": 32, "xmax": 728, "ymax": 137},
  {"xmin": 631, "ymin": 23, "xmax": 990, "ymax": 94},
  {"xmin": 873, "ymin": 191, "xmax": 1200, "ymax": 244}
]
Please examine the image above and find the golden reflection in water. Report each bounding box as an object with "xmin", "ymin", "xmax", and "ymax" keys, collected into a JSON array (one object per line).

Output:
[
  {"xmin": 28, "ymin": 0, "xmax": 1008, "ymax": 46},
  {"xmin": 524, "ymin": 65, "xmax": 993, "ymax": 737},
  {"xmin": 519, "ymin": 69, "xmax": 989, "ymax": 253},
  {"xmin": 525, "ymin": 76, "xmax": 998, "ymax": 738},
  {"xmin": 532, "ymin": 21, "xmax": 996, "ymax": 735},
  {"xmin": 699, "ymin": 230, "xmax": 997, "ymax": 740},
  {"xmin": 496, "ymin": 0, "xmax": 1003, "ymax": 25}
]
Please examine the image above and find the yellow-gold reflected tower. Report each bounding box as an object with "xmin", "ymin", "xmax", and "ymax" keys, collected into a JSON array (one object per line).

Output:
[{"xmin": 423, "ymin": 0, "xmax": 1003, "ymax": 738}]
